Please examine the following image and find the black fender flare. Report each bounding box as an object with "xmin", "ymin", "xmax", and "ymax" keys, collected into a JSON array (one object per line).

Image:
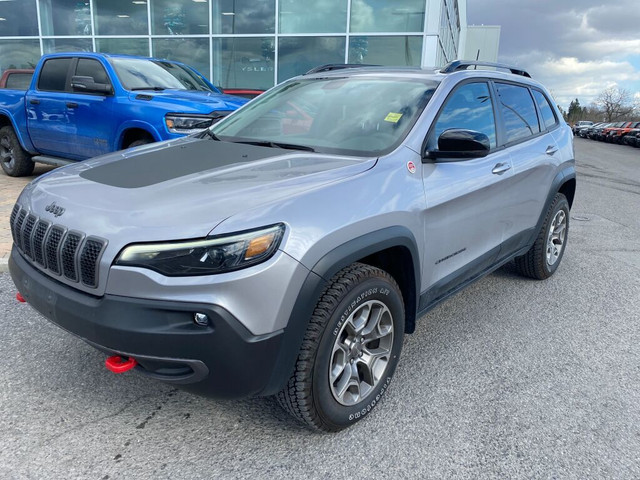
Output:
[{"xmin": 260, "ymin": 226, "xmax": 421, "ymax": 396}]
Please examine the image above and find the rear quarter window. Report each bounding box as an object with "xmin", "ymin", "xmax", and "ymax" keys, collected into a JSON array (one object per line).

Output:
[{"xmin": 532, "ymin": 90, "xmax": 558, "ymax": 130}]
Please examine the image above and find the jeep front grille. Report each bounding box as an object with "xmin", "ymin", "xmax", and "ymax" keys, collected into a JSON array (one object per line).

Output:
[{"xmin": 10, "ymin": 204, "xmax": 106, "ymax": 288}]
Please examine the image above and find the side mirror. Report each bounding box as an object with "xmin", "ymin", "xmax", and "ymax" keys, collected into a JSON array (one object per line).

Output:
[
  {"xmin": 71, "ymin": 75, "xmax": 112, "ymax": 95},
  {"xmin": 426, "ymin": 129, "xmax": 491, "ymax": 160}
]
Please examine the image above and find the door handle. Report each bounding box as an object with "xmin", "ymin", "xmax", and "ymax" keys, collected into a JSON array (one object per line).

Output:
[
  {"xmin": 492, "ymin": 162, "xmax": 511, "ymax": 175},
  {"xmin": 66, "ymin": 102, "xmax": 78, "ymax": 109},
  {"xmin": 29, "ymin": 99, "xmax": 40, "ymax": 105},
  {"xmin": 545, "ymin": 145, "xmax": 558, "ymax": 155}
]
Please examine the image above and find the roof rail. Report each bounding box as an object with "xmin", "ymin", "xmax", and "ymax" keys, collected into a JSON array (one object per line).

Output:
[
  {"xmin": 441, "ymin": 60, "xmax": 531, "ymax": 78},
  {"xmin": 305, "ymin": 63, "xmax": 379, "ymax": 75}
]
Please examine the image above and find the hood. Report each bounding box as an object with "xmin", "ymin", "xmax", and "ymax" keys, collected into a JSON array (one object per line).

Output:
[
  {"xmin": 21, "ymin": 137, "xmax": 375, "ymax": 246},
  {"xmin": 128, "ymin": 89, "xmax": 248, "ymax": 114}
]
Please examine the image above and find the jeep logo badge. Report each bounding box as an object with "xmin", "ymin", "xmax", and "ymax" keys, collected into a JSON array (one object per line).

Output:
[{"xmin": 45, "ymin": 202, "xmax": 65, "ymax": 217}]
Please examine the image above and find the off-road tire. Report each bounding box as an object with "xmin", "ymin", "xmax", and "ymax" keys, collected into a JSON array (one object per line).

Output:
[
  {"xmin": 515, "ymin": 193, "xmax": 569, "ymax": 280},
  {"xmin": 277, "ymin": 262, "xmax": 405, "ymax": 432},
  {"xmin": 0, "ymin": 126, "xmax": 34, "ymax": 177}
]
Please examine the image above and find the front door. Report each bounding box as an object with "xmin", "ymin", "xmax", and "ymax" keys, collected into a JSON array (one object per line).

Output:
[{"xmin": 420, "ymin": 81, "xmax": 514, "ymax": 304}]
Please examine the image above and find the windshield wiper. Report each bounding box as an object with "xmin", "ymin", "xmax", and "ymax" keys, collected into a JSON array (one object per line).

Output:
[
  {"xmin": 131, "ymin": 86, "xmax": 166, "ymax": 91},
  {"xmin": 198, "ymin": 129, "xmax": 220, "ymax": 140},
  {"xmin": 235, "ymin": 140, "xmax": 315, "ymax": 152}
]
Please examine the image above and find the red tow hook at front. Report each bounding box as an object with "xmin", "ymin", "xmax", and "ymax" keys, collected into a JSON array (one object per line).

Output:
[
  {"xmin": 16, "ymin": 292, "xmax": 26, "ymax": 303},
  {"xmin": 105, "ymin": 355, "xmax": 138, "ymax": 374}
]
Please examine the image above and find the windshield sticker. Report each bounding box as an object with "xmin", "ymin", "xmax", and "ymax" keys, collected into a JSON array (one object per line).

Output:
[{"xmin": 384, "ymin": 112, "xmax": 403, "ymax": 123}]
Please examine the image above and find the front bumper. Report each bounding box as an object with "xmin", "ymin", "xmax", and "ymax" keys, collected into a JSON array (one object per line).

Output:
[{"xmin": 9, "ymin": 247, "xmax": 285, "ymax": 399}]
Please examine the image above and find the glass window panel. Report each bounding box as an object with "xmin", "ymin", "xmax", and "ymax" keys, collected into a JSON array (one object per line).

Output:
[
  {"xmin": 348, "ymin": 36, "xmax": 422, "ymax": 67},
  {"xmin": 532, "ymin": 90, "xmax": 558, "ymax": 130},
  {"xmin": 38, "ymin": 58, "xmax": 73, "ymax": 92},
  {"xmin": 0, "ymin": 0, "xmax": 38, "ymax": 36},
  {"xmin": 96, "ymin": 38, "xmax": 150, "ymax": 57},
  {"xmin": 43, "ymin": 38, "xmax": 93, "ymax": 54},
  {"xmin": 0, "ymin": 40, "xmax": 40, "ymax": 73},
  {"xmin": 39, "ymin": 0, "xmax": 92, "ymax": 35},
  {"xmin": 279, "ymin": 0, "xmax": 346, "ymax": 34},
  {"xmin": 93, "ymin": 0, "xmax": 148, "ymax": 35},
  {"xmin": 212, "ymin": 37, "xmax": 274, "ymax": 90},
  {"xmin": 430, "ymin": 82, "xmax": 497, "ymax": 149},
  {"xmin": 212, "ymin": 0, "xmax": 275, "ymax": 34},
  {"xmin": 350, "ymin": 0, "xmax": 424, "ymax": 33},
  {"xmin": 152, "ymin": 38, "xmax": 210, "ymax": 80},
  {"xmin": 75, "ymin": 58, "xmax": 110, "ymax": 84},
  {"xmin": 496, "ymin": 83, "xmax": 541, "ymax": 143},
  {"xmin": 152, "ymin": 0, "xmax": 209, "ymax": 35},
  {"xmin": 278, "ymin": 37, "xmax": 345, "ymax": 83}
]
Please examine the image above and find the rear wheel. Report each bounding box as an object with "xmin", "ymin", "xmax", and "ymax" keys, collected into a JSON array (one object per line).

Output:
[
  {"xmin": 0, "ymin": 126, "xmax": 34, "ymax": 177},
  {"xmin": 277, "ymin": 263, "xmax": 405, "ymax": 432},
  {"xmin": 515, "ymin": 193, "xmax": 569, "ymax": 279}
]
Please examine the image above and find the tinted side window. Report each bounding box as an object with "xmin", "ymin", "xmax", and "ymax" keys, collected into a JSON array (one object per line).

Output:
[
  {"xmin": 76, "ymin": 59, "xmax": 110, "ymax": 85},
  {"xmin": 532, "ymin": 90, "xmax": 557, "ymax": 130},
  {"xmin": 6, "ymin": 73, "xmax": 33, "ymax": 90},
  {"xmin": 496, "ymin": 83, "xmax": 540, "ymax": 143},
  {"xmin": 37, "ymin": 58, "xmax": 72, "ymax": 92},
  {"xmin": 431, "ymin": 82, "xmax": 497, "ymax": 149}
]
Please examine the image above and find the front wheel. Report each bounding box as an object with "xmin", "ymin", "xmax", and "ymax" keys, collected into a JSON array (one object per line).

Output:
[
  {"xmin": 277, "ymin": 263, "xmax": 405, "ymax": 432},
  {"xmin": 0, "ymin": 126, "xmax": 34, "ymax": 177},
  {"xmin": 515, "ymin": 193, "xmax": 570, "ymax": 279}
]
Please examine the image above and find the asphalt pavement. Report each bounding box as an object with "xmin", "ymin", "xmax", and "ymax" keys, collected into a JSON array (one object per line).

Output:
[{"xmin": 0, "ymin": 138, "xmax": 639, "ymax": 479}]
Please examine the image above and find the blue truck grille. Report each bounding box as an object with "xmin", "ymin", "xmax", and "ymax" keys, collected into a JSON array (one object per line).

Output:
[{"xmin": 10, "ymin": 204, "xmax": 106, "ymax": 288}]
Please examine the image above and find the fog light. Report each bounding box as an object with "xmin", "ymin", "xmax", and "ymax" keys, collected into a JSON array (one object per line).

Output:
[{"xmin": 193, "ymin": 312, "xmax": 209, "ymax": 326}]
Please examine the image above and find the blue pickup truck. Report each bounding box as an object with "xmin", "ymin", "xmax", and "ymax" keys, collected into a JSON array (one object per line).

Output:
[{"xmin": 0, "ymin": 52, "xmax": 247, "ymax": 176}]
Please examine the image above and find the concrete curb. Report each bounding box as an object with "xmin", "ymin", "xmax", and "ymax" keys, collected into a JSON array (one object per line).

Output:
[{"xmin": 0, "ymin": 258, "xmax": 8, "ymax": 274}]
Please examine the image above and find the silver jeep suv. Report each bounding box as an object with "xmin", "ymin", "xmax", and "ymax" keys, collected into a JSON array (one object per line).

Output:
[{"xmin": 9, "ymin": 61, "xmax": 575, "ymax": 431}]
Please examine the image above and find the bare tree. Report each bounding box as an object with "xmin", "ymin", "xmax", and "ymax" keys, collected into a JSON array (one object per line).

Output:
[{"xmin": 595, "ymin": 87, "xmax": 635, "ymax": 122}]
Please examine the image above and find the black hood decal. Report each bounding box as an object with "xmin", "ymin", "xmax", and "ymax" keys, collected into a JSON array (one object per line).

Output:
[{"xmin": 80, "ymin": 139, "xmax": 284, "ymax": 188}]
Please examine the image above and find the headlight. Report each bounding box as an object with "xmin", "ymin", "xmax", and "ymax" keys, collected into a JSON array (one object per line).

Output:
[
  {"xmin": 165, "ymin": 111, "xmax": 231, "ymax": 134},
  {"xmin": 115, "ymin": 224, "xmax": 285, "ymax": 276}
]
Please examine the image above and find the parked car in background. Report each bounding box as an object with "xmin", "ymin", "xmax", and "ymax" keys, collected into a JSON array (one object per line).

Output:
[
  {"xmin": 0, "ymin": 69, "xmax": 35, "ymax": 90},
  {"xmin": 595, "ymin": 122, "xmax": 624, "ymax": 141},
  {"xmin": 612, "ymin": 121, "xmax": 640, "ymax": 144},
  {"xmin": 572, "ymin": 120, "xmax": 593, "ymax": 135},
  {"xmin": 578, "ymin": 122, "xmax": 604, "ymax": 138},
  {"xmin": 0, "ymin": 53, "xmax": 247, "ymax": 177},
  {"xmin": 222, "ymin": 88, "xmax": 264, "ymax": 99},
  {"xmin": 604, "ymin": 121, "xmax": 632, "ymax": 143},
  {"xmin": 622, "ymin": 128, "xmax": 640, "ymax": 147}
]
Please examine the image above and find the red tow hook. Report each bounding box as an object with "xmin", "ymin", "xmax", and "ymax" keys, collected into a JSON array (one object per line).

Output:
[
  {"xmin": 16, "ymin": 292, "xmax": 26, "ymax": 303},
  {"xmin": 105, "ymin": 355, "xmax": 138, "ymax": 374}
]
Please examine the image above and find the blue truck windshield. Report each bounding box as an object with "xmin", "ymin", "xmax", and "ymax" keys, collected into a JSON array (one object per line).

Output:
[{"xmin": 110, "ymin": 58, "xmax": 215, "ymax": 92}]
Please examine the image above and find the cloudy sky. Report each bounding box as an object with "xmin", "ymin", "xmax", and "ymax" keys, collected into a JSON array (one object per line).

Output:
[{"xmin": 466, "ymin": 0, "xmax": 640, "ymax": 109}]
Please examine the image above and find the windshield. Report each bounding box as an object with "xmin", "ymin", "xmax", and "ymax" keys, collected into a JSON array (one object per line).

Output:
[
  {"xmin": 211, "ymin": 76, "xmax": 439, "ymax": 156},
  {"xmin": 110, "ymin": 57, "xmax": 216, "ymax": 92}
]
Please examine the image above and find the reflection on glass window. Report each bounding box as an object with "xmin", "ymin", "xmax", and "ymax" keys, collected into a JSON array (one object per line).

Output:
[
  {"xmin": 153, "ymin": 38, "xmax": 210, "ymax": 80},
  {"xmin": 110, "ymin": 57, "xmax": 215, "ymax": 91},
  {"xmin": 212, "ymin": 0, "xmax": 275, "ymax": 34},
  {"xmin": 39, "ymin": 0, "xmax": 91, "ymax": 35},
  {"xmin": 152, "ymin": 0, "xmax": 209, "ymax": 35},
  {"xmin": 96, "ymin": 38, "xmax": 150, "ymax": 57},
  {"xmin": 43, "ymin": 38, "xmax": 92, "ymax": 54},
  {"xmin": 349, "ymin": 36, "xmax": 422, "ymax": 66},
  {"xmin": 94, "ymin": 0, "xmax": 148, "ymax": 35},
  {"xmin": 431, "ymin": 82, "xmax": 497, "ymax": 149},
  {"xmin": 278, "ymin": 37, "xmax": 345, "ymax": 83},
  {"xmin": 279, "ymin": 0, "xmax": 346, "ymax": 33},
  {"xmin": 532, "ymin": 90, "xmax": 558, "ymax": 130},
  {"xmin": 496, "ymin": 83, "xmax": 540, "ymax": 143},
  {"xmin": 212, "ymin": 37, "xmax": 275, "ymax": 90},
  {"xmin": 0, "ymin": 40, "xmax": 40, "ymax": 73},
  {"xmin": 0, "ymin": 0, "xmax": 38, "ymax": 36},
  {"xmin": 350, "ymin": 0, "xmax": 424, "ymax": 33}
]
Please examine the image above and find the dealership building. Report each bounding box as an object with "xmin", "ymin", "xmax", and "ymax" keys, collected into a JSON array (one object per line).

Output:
[{"xmin": 0, "ymin": 0, "xmax": 496, "ymax": 90}]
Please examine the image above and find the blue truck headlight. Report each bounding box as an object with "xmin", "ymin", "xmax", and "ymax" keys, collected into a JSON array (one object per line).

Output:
[
  {"xmin": 165, "ymin": 111, "xmax": 231, "ymax": 134},
  {"xmin": 115, "ymin": 224, "xmax": 285, "ymax": 276}
]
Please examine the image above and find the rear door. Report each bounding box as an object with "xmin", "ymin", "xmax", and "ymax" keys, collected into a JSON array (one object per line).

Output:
[
  {"xmin": 26, "ymin": 57, "xmax": 77, "ymax": 157},
  {"xmin": 421, "ymin": 80, "xmax": 514, "ymax": 302}
]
